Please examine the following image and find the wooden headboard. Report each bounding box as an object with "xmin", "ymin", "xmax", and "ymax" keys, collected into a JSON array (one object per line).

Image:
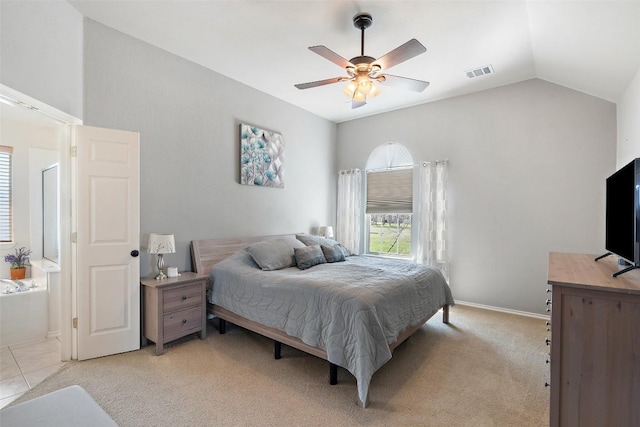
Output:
[{"xmin": 191, "ymin": 234, "xmax": 296, "ymax": 275}]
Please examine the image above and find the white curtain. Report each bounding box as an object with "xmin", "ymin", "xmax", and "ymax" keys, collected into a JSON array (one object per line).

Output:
[
  {"xmin": 416, "ymin": 161, "xmax": 449, "ymax": 281},
  {"xmin": 336, "ymin": 169, "xmax": 362, "ymax": 255}
]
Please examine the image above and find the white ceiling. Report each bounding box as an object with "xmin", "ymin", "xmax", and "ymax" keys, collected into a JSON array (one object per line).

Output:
[{"xmin": 68, "ymin": 0, "xmax": 640, "ymax": 123}]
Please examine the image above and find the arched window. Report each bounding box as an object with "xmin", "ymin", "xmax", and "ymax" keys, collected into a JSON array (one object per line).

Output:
[{"xmin": 365, "ymin": 143, "xmax": 413, "ymax": 257}]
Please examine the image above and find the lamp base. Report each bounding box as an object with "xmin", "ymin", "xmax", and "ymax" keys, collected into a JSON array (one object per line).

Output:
[{"xmin": 155, "ymin": 253, "xmax": 167, "ymax": 280}]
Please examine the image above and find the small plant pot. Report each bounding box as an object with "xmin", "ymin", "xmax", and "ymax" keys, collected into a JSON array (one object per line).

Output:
[{"xmin": 10, "ymin": 267, "xmax": 26, "ymax": 280}]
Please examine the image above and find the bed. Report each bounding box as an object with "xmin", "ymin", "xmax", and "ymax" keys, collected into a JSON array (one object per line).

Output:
[{"xmin": 191, "ymin": 234, "xmax": 454, "ymax": 407}]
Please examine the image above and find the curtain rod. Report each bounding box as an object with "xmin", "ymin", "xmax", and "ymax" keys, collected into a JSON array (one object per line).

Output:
[
  {"xmin": 421, "ymin": 159, "xmax": 448, "ymax": 167},
  {"xmin": 364, "ymin": 159, "xmax": 448, "ymax": 173}
]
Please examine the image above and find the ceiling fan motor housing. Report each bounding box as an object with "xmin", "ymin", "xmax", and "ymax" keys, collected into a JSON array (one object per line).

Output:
[
  {"xmin": 353, "ymin": 13, "xmax": 373, "ymax": 30},
  {"xmin": 349, "ymin": 55, "xmax": 376, "ymax": 66}
]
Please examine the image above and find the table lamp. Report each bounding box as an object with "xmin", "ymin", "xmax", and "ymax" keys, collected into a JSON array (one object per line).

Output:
[
  {"xmin": 148, "ymin": 233, "xmax": 175, "ymax": 280},
  {"xmin": 318, "ymin": 226, "xmax": 334, "ymax": 239}
]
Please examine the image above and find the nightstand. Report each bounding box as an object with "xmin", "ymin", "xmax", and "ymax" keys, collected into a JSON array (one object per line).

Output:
[{"xmin": 141, "ymin": 272, "xmax": 207, "ymax": 355}]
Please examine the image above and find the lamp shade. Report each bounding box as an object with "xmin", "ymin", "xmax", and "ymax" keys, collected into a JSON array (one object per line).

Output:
[
  {"xmin": 318, "ymin": 226, "xmax": 334, "ymax": 239},
  {"xmin": 148, "ymin": 233, "xmax": 175, "ymax": 254}
]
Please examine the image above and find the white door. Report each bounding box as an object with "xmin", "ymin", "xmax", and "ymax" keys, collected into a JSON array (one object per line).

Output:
[{"xmin": 73, "ymin": 125, "xmax": 140, "ymax": 360}]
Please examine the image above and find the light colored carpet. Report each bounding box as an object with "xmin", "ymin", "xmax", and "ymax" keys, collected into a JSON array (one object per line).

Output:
[{"xmin": 4, "ymin": 305, "xmax": 550, "ymax": 426}]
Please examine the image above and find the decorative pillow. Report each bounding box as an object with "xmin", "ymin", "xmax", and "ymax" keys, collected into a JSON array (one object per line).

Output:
[
  {"xmin": 296, "ymin": 233, "xmax": 337, "ymax": 247},
  {"xmin": 296, "ymin": 234, "xmax": 353, "ymax": 257},
  {"xmin": 246, "ymin": 237, "xmax": 306, "ymax": 271},
  {"xmin": 321, "ymin": 244, "xmax": 345, "ymax": 263},
  {"xmin": 336, "ymin": 243, "xmax": 353, "ymax": 257},
  {"xmin": 294, "ymin": 245, "xmax": 326, "ymax": 270}
]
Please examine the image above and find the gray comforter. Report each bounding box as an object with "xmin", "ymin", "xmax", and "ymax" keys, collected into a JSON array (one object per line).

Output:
[{"xmin": 208, "ymin": 250, "xmax": 454, "ymax": 406}]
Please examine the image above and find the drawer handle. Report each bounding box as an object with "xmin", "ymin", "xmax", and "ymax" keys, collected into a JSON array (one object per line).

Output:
[
  {"xmin": 182, "ymin": 319, "xmax": 187, "ymax": 324},
  {"xmin": 182, "ymin": 296, "xmax": 187, "ymax": 301}
]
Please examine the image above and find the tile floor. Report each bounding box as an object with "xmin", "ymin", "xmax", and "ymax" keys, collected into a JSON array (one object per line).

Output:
[{"xmin": 0, "ymin": 338, "xmax": 66, "ymax": 409}]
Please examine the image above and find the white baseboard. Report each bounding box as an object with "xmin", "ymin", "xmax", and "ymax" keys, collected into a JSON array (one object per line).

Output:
[{"xmin": 455, "ymin": 300, "xmax": 550, "ymax": 320}]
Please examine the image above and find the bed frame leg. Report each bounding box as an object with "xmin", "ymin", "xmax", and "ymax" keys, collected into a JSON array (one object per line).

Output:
[
  {"xmin": 329, "ymin": 363, "xmax": 338, "ymax": 385},
  {"xmin": 218, "ymin": 318, "xmax": 226, "ymax": 334},
  {"xmin": 443, "ymin": 305, "xmax": 450, "ymax": 324},
  {"xmin": 274, "ymin": 341, "xmax": 281, "ymax": 360}
]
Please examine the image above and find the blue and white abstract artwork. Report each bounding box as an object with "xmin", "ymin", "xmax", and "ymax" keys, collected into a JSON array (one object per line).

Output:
[{"xmin": 240, "ymin": 124, "xmax": 285, "ymax": 188}]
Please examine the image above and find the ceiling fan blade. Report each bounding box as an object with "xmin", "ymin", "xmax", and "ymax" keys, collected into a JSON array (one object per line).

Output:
[
  {"xmin": 295, "ymin": 77, "xmax": 345, "ymax": 90},
  {"xmin": 309, "ymin": 45, "xmax": 354, "ymax": 69},
  {"xmin": 378, "ymin": 74, "xmax": 430, "ymax": 92},
  {"xmin": 373, "ymin": 39, "xmax": 426, "ymax": 71},
  {"xmin": 352, "ymin": 100, "xmax": 367, "ymax": 109}
]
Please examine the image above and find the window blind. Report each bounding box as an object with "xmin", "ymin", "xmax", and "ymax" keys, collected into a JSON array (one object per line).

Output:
[
  {"xmin": 0, "ymin": 146, "xmax": 13, "ymax": 242},
  {"xmin": 366, "ymin": 168, "xmax": 413, "ymax": 214}
]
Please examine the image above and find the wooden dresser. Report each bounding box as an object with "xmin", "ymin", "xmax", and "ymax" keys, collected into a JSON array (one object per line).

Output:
[
  {"xmin": 141, "ymin": 272, "xmax": 208, "ymax": 355},
  {"xmin": 547, "ymin": 252, "xmax": 640, "ymax": 427}
]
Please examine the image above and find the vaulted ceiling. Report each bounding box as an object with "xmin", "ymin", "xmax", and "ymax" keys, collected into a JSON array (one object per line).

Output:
[{"xmin": 69, "ymin": 0, "xmax": 640, "ymax": 123}]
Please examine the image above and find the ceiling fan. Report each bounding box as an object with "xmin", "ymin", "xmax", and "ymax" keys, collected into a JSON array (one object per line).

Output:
[{"xmin": 294, "ymin": 13, "xmax": 430, "ymax": 109}]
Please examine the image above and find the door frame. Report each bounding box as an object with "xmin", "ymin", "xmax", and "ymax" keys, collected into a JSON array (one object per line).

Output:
[{"xmin": 0, "ymin": 84, "xmax": 82, "ymax": 361}]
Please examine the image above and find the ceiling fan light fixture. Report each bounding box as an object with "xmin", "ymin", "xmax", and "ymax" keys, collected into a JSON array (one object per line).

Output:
[
  {"xmin": 352, "ymin": 90, "xmax": 367, "ymax": 103},
  {"xmin": 367, "ymin": 82, "xmax": 380, "ymax": 98},
  {"xmin": 343, "ymin": 78, "xmax": 380, "ymax": 101},
  {"xmin": 343, "ymin": 81, "xmax": 358, "ymax": 98},
  {"xmin": 294, "ymin": 12, "xmax": 428, "ymax": 108}
]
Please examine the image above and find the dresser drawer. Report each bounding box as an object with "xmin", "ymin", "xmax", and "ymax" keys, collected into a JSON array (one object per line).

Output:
[
  {"xmin": 163, "ymin": 284, "xmax": 203, "ymax": 312},
  {"xmin": 163, "ymin": 306, "xmax": 202, "ymax": 342}
]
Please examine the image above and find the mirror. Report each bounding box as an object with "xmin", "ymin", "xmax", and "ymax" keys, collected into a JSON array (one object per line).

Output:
[{"xmin": 42, "ymin": 164, "xmax": 59, "ymax": 263}]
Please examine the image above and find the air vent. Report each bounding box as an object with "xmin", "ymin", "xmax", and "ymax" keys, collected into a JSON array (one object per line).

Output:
[{"xmin": 465, "ymin": 64, "xmax": 494, "ymax": 79}]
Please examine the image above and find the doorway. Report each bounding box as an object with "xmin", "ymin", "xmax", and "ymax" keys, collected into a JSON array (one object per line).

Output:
[
  {"xmin": 0, "ymin": 87, "xmax": 80, "ymax": 351},
  {"xmin": 0, "ymin": 85, "xmax": 80, "ymax": 407}
]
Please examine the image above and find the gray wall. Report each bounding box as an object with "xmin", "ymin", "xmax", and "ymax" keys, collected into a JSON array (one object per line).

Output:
[
  {"xmin": 337, "ymin": 79, "xmax": 617, "ymax": 315},
  {"xmin": 83, "ymin": 20, "xmax": 337, "ymax": 277},
  {"xmin": 617, "ymin": 66, "xmax": 640, "ymax": 167},
  {"xmin": 0, "ymin": 1, "xmax": 83, "ymax": 119}
]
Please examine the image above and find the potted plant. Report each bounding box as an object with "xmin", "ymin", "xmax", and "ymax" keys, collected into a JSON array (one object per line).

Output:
[{"xmin": 5, "ymin": 247, "xmax": 32, "ymax": 280}]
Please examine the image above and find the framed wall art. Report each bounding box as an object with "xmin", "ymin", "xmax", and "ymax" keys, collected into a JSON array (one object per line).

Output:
[{"xmin": 240, "ymin": 124, "xmax": 285, "ymax": 188}]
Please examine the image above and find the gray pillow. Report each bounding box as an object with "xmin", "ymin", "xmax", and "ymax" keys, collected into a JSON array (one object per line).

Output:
[
  {"xmin": 246, "ymin": 237, "xmax": 306, "ymax": 271},
  {"xmin": 336, "ymin": 243, "xmax": 352, "ymax": 257},
  {"xmin": 294, "ymin": 245, "xmax": 326, "ymax": 270},
  {"xmin": 296, "ymin": 233, "xmax": 353, "ymax": 257},
  {"xmin": 321, "ymin": 244, "xmax": 345, "ymax": 263},
  {"xmin": 296, "ymin": 233, "xmax": 337, "ymax": 247}
]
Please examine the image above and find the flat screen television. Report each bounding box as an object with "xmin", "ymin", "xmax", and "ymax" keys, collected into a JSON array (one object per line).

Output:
[{"xmin": 597, "ymin": 157, "xmax": 640, "ymax": 277}]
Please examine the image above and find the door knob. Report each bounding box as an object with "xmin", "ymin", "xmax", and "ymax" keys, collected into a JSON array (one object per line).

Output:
[{"xmin": 130, "ymin": 250, "xmax": 139, "ymax": 257}]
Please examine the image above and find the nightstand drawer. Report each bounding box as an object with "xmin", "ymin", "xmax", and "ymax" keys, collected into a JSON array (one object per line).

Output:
[
  {"xmin": 163, "ymin": 306, "xmax": 202, "ymax": 342},
  {"xmin": 163, "ymin": 285, "xmax": 203, "ymax": 312}
]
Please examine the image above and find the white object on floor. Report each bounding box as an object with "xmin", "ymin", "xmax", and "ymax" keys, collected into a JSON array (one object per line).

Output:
[{"xmin": 0, "ymin": 385, "xmax": 116, "ymax": 426}]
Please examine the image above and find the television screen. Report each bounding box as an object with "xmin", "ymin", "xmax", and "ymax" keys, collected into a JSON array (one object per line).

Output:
[{"xmin": 605, "ymin": 158, "xmax": 639, "ymax": 266}]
